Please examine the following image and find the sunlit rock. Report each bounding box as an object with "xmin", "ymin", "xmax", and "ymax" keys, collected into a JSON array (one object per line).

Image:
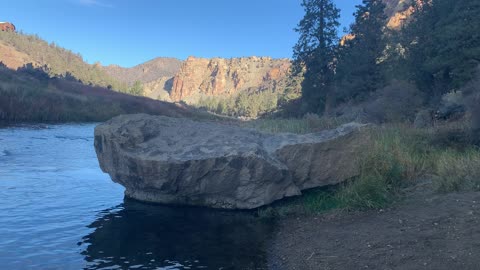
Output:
[{"xmin": 95, "ymin": 114, "xmax": 371, "ymax": 209}]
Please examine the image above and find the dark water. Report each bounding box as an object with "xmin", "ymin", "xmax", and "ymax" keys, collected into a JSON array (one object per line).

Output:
[{"xmin": 0, "ymin": 124, "xmax": 273, "ymax": 270}]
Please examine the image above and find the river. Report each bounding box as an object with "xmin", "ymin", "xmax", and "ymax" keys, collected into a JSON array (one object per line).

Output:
[{"xmin": 0, "ymin": 124, "xmax": 273, "ymax": 270}]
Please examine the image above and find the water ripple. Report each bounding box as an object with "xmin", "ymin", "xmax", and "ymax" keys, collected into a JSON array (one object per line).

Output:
[{"xmin": 0, "ymin": 124, "xmax": 273, "ymax": 269}]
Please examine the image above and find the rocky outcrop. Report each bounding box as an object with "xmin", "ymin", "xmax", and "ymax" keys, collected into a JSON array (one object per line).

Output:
[
  {"xmin": 170, "ymin": 56, "xmax": 291, "ymax": 101},
  {"xmin": 383, "ymin": 0, "xmax": 429, "ymax": 30},
  {"xmin": 341, "ymin": 0, "xmax": 418, "ymax": 45},
  {"xmin": 94, "ymin": 114, "xmax": 371, "ymax": 209},
  {"xmin": 0, "ymin": 22, "xmax": 15, "ymax": 32},
  {"xmin": 143, "ymin": 76, "xmax": 174, "ymax": 101},
  {"xmin": 384, "ymin": 0, "xmax": 419, "ymax": 30}
]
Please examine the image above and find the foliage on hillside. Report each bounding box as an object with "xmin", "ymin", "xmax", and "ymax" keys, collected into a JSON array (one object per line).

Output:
[
  {"xmin": 0, "ymin": 64, "xmax": 191, "ymax": 124},
  {"xmin": 254, "ymin": 0, "xmax": 480, "ymax": 215},
  {"xmin": 294, "ymin": 0, "xmax": 480, "ymax": 125},
  {"xmin": 400, "ymin": 0, "xmax": 480, "ymax": 95},
  {"xmin": 0, "ymin": 30, "xmax": 128, "ymax": 92},
  {"xmin": 195, "ymin": 85, "xmax": 301, "ymax": 119}
]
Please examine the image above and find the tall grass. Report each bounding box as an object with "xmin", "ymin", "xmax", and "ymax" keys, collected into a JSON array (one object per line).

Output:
[
  {"xmin": 434, "ymin": 150, "xmax": 480, "ymax": 192},
  {"xmin": 245, "ymin": 113, "xmax": 349, "ymax": 133},
  {"xmin": 255, "ymin": 120, "xmax": 480, "ymax": 217}
]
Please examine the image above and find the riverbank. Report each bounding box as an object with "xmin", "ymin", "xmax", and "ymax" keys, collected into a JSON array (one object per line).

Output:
[
  {"xmin": 251, "ymin": 117, "xmax": 480, "ymax": 269},
  {"xmin": 268, "ymin": 190, "xmax": 480, "ymax": 270},
  {"xmin": 0, "ymin": 65, "xmax": 200, "ymax": 124}
]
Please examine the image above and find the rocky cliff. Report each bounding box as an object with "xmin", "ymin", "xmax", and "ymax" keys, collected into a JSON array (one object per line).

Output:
[
  {"xmin": 383, "ymin": 0, "xmax": 420, "ymax": 30},
  {"xmin": 165, "ymin": 56, "xmax": 291, "ymax": 102},
  {"xmin": 0, "ymin": 22, "xmax": 16, "ymax": 32}
]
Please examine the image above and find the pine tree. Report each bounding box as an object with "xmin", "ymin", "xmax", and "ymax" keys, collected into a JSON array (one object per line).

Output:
[
  {"xmin": 293, "ymin": 0, "xmax": 340, "ymax": 114},
  {"xmin": 335, "ymin": 0, "xmax": 387, "ymax": 102},
  {"xmin": 403, "ymin": 0, "xmax": 480, "ymax": 98}
]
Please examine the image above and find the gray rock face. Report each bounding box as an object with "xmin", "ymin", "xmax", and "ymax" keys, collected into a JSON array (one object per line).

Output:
[
  {"xmin": 414, "ymin": 109, "xmax": 434, "ymax": 128},
  {"xmin": 94, "ymin": 114, "xmax": 371, "ymax": 209}
]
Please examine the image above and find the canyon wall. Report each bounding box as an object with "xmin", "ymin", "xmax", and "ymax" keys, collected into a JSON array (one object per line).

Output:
[{"xmin": 169, "ymin": 56, "xmax": 291, "ymax": 102}]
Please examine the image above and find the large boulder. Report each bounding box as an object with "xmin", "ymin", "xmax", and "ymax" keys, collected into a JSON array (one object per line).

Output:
[{"xmin": 95, "ymin": 114, "xmax": 371, "ymax": 209}]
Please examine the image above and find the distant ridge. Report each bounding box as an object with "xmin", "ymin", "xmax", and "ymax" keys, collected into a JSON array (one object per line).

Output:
[{"xmin": 101, "ymin": 57, "xmax": 183, "ymax": 85}]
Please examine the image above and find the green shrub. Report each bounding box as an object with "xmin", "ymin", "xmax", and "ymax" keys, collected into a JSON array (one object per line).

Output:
[
  {"xmin": 125, "ymin": 81, "xmax": 144, "ymax": 96},
  {"xmin": 245, "ymin": 114, "xmax": 348, "ymax": 134},
  {"xmin": 195, "ymin": 90, "xmax": 282, "ymax": 118}
]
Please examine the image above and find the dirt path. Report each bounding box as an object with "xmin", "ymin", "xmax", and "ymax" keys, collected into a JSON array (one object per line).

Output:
[{"xmin": 268, "ymin": 192, "xmax": 480, "ymax": 270}]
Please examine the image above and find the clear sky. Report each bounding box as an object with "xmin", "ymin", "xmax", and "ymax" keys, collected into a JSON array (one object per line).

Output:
[{"xmin": 2, "ymin": 0, "xmax": 362, "ymax": 67}]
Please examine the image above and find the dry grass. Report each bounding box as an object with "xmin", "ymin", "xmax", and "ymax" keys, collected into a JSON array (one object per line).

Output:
[
  {"xmin": 0, "ymin": 66, "xmax": 194, "ymax": 124},
  {"xmin": 256, "ymin": 119, "xmax": 480, "ymax": 217},
  {"xmin": 245, "ymin": 113, "xmax": 349, "ymax": 134},
  {"xmin": 434, "ymin": 150, "xmax": 480, "ymax": 192}
]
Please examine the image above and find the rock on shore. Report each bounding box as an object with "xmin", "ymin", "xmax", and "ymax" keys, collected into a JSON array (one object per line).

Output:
[{"xmin": 94, "ymin": 114, "xmax": 371, "ymax": 209}]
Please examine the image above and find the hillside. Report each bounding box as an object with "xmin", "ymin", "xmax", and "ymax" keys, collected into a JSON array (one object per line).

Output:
[
  {"xmin": 0, "ymin": 27, "xmax": 300, "ymax": 118},
  {"xmin": 0, "ymin": 0, "xmax": 416, "ymax": 120},
  {"xmin": 170, "ymin": 56, "xmax": 292, "ymax": 101},
  {"xmin": 0, "ymin": 31, "xmax": 127, "ymax": 91},
  {"xmin": 0, "ymin": 64, "xmax": 194, "ymax": 124},
  {"xmin": 101, "ymin": 57, "xmax": 182, "ymax": 85},
  {"xmin": 137, "ymin": 56, "xmax": 300, "ymax": 118}
]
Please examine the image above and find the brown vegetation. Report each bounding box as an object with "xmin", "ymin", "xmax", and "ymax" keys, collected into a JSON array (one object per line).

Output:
[
  {"xmin": 101, "ymin": 57, "xmax": 182, "ymax": 85},
  {"xmin": 0, "ymin": 30, "xmax": 127, "ymax": 91},
  {"xmin": 0, "ymin": 64, "xmax": 194, "ymax": 124}
]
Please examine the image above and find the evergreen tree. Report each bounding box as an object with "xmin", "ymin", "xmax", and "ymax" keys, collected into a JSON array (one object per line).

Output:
[
  {"xmin": 402, "ymin": 0, "xmax": 480, "ymax": 98},
  {"xmin": 335, "ymin": 0, "xmax": 387, "ymax": 102},
  {"xmin": 293, "ymin": 0, "xmax": 340, "ymax": 114}
]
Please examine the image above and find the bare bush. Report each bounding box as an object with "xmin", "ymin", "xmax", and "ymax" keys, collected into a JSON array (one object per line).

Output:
[
  {"xmin": 435, "ymin": 150, "xmax": 480, "ymax": 192},
  {"xmin": 461, "ymin": 67, "xmax": 480, "ymax": 145},
  {"xmin": 365, "ymin": 80, "xmax": 424, "ymax": 123},
  {"xmin": 436, "ymin": 91, "xmax": 466, "ymax": 120}
]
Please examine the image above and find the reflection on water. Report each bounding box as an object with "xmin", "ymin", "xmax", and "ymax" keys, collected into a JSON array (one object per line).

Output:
[
  {"xmin": 81, "ymin": 199, "xmax": 273, "ymax": 270},
  {"xmin": 0, "ymin": 124, "xmax": 275, "ymax": 270}
]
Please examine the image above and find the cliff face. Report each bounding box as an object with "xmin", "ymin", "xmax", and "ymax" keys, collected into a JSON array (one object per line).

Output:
[
  {"xmin": 383, "ymin": 0, "xmax": 423, "ymax": 30},
  {"xmin": 0, "ymin": 22, "xmax": 16, "ymax": 32},
  {"xmin": 340, "ymin": 0, "xmax": 419, "ymax": 45},
  {"xmin": 169, "ymin": 56, "xmax": 291, "ymax": 101},
  {"xmin": 102, "ymin": 57, "xmax": 183, "ymax": 85}
]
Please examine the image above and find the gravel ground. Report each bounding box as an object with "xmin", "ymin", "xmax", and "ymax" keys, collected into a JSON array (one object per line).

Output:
[{"xmin": 268, "ymin": 192, "xmax": 480, "ymax": 270}]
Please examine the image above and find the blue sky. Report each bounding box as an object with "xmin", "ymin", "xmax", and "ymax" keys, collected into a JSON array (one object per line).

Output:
[{"xmin": 2, "ymin": 0, "xmax": 362, "ymax": 67}]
